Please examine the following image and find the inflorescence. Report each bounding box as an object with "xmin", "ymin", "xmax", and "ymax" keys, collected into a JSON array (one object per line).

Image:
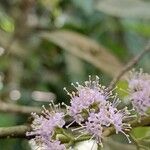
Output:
[
  {"xmin": 127, "ymin": 69, "xmax": 150, "ymax": 115},
  {"xmin": 27, "ymin": 70, "xmax": 150, "ymax": 149},
  {"xmin": 26, "ymin": 103, "xmax": 66, "ymax": 150},
  {"xmin": 65, "ymin": 76, "xmax": 131, "ymax": 144}
]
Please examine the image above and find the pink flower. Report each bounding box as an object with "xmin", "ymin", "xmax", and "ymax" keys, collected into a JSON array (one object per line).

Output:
[
  {"xmin": 26, "ymin": 104, "xmax": 66, "ymax": 150},
  {"xmin": 131, "ymin": 89, "xmax": 150, "ymax": 115},
  {"xmin": 65, "ymin": 76, "xmax": 132, "ymax": 144},
  {"xmin": 108, "ymin": 104, "xmax": 131, "ymax": 135},
  {"xmin": 83, "ymin": 102, "xmax": 131, "ymax": 144},
  {"xmin": 85, "ymin": 113, "xmax": 103, "ymax": 143},
  {"xmin": 127, "ymin": 69, "xmax": 150, "ymax": 115},
  {"xmin": 65, "ymin": 76, "xmax": 109, "ymax": 123},
  {"xmin": 128, "ymin": 69, "xmax": 150, "ymax": 91}
]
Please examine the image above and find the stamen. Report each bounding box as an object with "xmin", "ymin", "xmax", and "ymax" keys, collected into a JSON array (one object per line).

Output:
[{"xmin": 66, "ymin": 120, "xmax": 76, "ymax": 128}]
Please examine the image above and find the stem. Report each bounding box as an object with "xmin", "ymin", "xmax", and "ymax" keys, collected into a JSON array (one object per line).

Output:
[
  {"xmin": 58, "ymin": 128, "xmax": 74, "ymax": 142},
  {"xmin": 108, "ymin": 41, "xmax": 150, "ymax": 90},
  {"xmin": 75, "ymin": 135, "xmax": 91, "ymax": 143},
  {"xmin": 56, "ymin": 134, "xmax": 69, "ymax": 143},
  {"xmin": 0, "ymin": 101, "xmax": 66, "ymax": 116},
  {"xmin": 0, "ymin": 125, "xmax": 31, "ymax": 138},
  {"xmin": 0, "ymin": 116, "xmax": 149, "ymax": 140},
  {"xmin": 0, "ymin": 101, "xmax": 41, "ymax": 115}
]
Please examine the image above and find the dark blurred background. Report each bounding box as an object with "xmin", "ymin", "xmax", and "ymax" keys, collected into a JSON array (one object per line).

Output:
[{"xmin": 0, "ymin": 0, "xmax": 150, "ymax": 149}]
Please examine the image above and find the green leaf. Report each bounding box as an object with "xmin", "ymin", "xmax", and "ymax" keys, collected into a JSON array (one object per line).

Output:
[
  {"xmin": 72, "ymin": 0, "xmax": 94, "ymax": 14},
  {"xmin": 122, "ymin": 20, "xmax": 150, "ymax": 37},
  {"xmin": 95, "ymin": 0, "xmax": 150, "ymax": 19},
  {"xmin": 116, "ymin": 80, "xmax": 128, "ymax": 99},
  {"xmin": 0, "ymin": 8, "xmax": 14, "ymax": 32},
  {"xmin": 40, "ymin": 30, "xmax": 123, "ymax": 77},
  {"xmin": 131, "ymin": 128, "xmax": 150, "ymax": 150},
  {"xmin": 131, "ymin": 127, "xmax": 150, "ymax": 139}
]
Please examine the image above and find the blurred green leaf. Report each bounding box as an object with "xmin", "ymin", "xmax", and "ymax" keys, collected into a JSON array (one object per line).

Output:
[
  {"xmin": 122, "ymin": 20, "xmax": 150, "ymax": 37},
  {"xmin": 96, "ymin": 0, "xmax": 150, "ymax": 19},
  {"xmin": 116, "ymin": 80, "xmax": 128, "ymax": 99},
  {"xmin": 64, "ymin": 53, "xmax": 85, "ymax": 82},
  {"xmin": 0, "ymin": 8, "xmax": 14, "ymax": 32},
  {"xmin": 0, "ymin": 113, "xmax": 16, "ymax": 126},
  {"xmin": 40, "ymin": 30, "xmax": 123, "ymax": 77},
  {"xmin": 72, "ymin": 0, "xmax": 94, "ymax": 14},
  {"xmin": 131, "ymin": 128, "xmax": 150, "ymax": 150},
  {"xmin": 131, "ymin": 127, "xmax": 150, "ymax": 139}
]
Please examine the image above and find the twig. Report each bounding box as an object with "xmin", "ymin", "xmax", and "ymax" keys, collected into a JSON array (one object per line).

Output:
[
  {"xmin": 103, "ymin": 116, "xmax": 150, "ymax": 137},
  {"xmin": 0, "ymin": 101, "xmax": 67, "ymax": 116},
  {"xmin": 108, "ymin": 41, "xmax": 150, "ymax": 90},
  {"xmin": 0, "ymin": 116, "xmax": 149, "ymax": 139},
  {"xmin": 0, "ymin": 125, "xmax": 31, "ymax": 139},
  {"xmin": 0, "ymin": 101, "xmax": 41, "ymax": 115}
]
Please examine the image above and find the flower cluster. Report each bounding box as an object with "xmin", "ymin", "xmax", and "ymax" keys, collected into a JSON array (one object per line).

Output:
[
  {"xmin": 26, "ymin": 103, "xmax": 66, "ymax": 150},
  {"xmin": 127, "ymin": 69, "xmax": 150, "ymax": 115},
  {"xmin": 27, "ymin": 75, "xmax": 135, "ymax": 149},
  {"xmin": 66, "ymin": 76, "xmax": 131, "ymax": 144},
  {"xmin": 64, "ymin": 76, "xmax": 108, "ymax": 124}
]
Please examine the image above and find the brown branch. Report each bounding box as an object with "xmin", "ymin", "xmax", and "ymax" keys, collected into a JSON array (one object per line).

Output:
[
  {"xmin": 0, "ymin": 101, "xmax": 41, "ymax": 115},
  {"xmin": 0, "ymin": 101, "xmax": 67, "ymax": 116},
  {"xmin": 0, "ymin": 116, "xmax": 149, "ymax": 139},
  {"xmin": 103, "ymin": 116, "xmax": 150, "ymax": 137},
  {"xmin": 0, "ymin": 125, "xmax": 31, "ymax": 139},
  {"xmin": 108, "ymin": 41, "xmax": 150, "ymax": 90}
]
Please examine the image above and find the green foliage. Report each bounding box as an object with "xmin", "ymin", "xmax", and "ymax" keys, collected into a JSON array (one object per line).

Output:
[
  {"xmin": 131, "ymin": 127, "xmax": 150, "ymax": 139},
  {"xmin": 0, "ymin": 7, "xmax": 14, "ymax": 32},
  {"xmin": 116, "ymin": 80, "xmax": 128, "ymax": 99},
  {"xmin": 131, "ymin": 127, "xmax": 150, "ymax": 150}
]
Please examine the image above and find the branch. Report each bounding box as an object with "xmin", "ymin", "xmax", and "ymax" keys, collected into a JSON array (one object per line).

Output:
[
  {"xmin": 0, "ymin": 101, "xmax": 41, "ymax": 115},
  {"xmin": 108, "ymin": 41, "xmax": 150, "ymax": 90},
  {"xmin": 103, "ymin": 116, "xmax": 150, "ymax": 137},
  {"xmin": 0, "ymin": 125, "xmax": 31, "ymax": 138},
  {"xmin": 0, "ymin": 116, "xmax": 149, "ymax": 139}
]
